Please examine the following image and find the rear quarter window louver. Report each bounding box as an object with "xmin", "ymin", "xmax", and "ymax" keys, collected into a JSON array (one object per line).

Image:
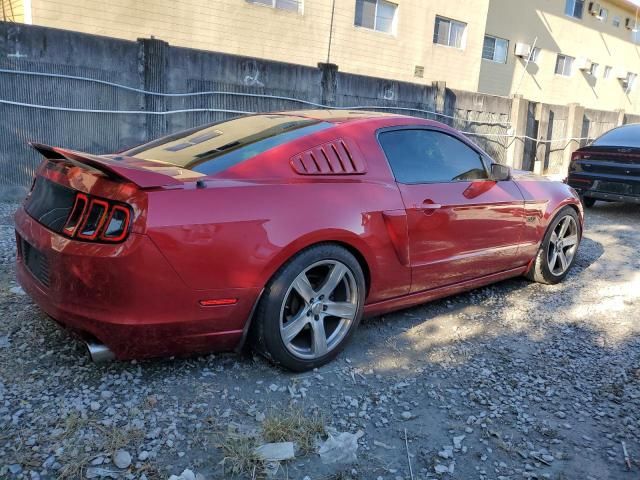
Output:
[{"xmin": 290, "ymin": 139, "xmax": 366, "ymax": 175}]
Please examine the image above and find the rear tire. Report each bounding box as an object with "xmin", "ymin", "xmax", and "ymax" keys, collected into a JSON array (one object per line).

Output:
[
  {"xmin": 526, "ymin": 206, "xmax": 581, "ymax": 285},
  {"xmin": 252, "ymin": 244, "xmax": 365, "ymax": 372},
  {"xmin": 582, "ymin": 196, "xmax": 596, "ymax": 208}
]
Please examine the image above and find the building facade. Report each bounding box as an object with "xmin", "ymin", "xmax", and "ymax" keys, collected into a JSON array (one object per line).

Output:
[
  {"xmin": 1, "ymin": 0, "xmax": 639, "ymax": 113},
  {"xmin": 480, "ymin": 0, "xmax": 640, "ymax": 113}
]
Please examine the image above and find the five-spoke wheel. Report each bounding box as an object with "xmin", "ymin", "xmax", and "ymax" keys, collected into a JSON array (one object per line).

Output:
[
  {"xmin": 280, "ymin": 260, "xmax": 358, "ymax": 360},
  {"xmin": 546, "ymin": 215, "xmax": 579, "ymax": 276},
  {"xmin": 252, "ymin": 244, "xmax": 365, "ymax": 371},
  {"xmin": 526, "ymin": 206, "xmax": 581, "ymax": 284}
]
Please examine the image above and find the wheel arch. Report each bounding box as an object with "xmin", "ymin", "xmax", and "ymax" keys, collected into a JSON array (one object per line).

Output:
[
  {"xmin": 548, "ymin": 200, "xmax": 584, "ymax": 236},
  {"xmin": 235, "ymin": 234, "xmax": 374, "ymax": 353},
  {"xmin": 260, "ymin": 232, "xmax": 374, "ymax": 298}
]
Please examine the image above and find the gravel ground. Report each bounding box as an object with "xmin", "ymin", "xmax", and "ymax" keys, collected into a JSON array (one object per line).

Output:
[{"xmin": 1, "ymin": 201, "xmax": 639, "ymax": 480}]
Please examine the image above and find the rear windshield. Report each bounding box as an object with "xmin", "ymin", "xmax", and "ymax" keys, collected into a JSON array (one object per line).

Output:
[
  {"xmin": 591, "ymin": 124, "xmax": 640, "ymax": 148},
  {"xmin": 124, "ymin": 114, "xmax": 333, "ymax": 175}
]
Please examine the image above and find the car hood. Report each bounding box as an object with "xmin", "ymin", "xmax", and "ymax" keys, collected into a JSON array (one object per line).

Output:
[{"xmin": 510, "ymin": 169, "xmax": 551, "ymax": 182}]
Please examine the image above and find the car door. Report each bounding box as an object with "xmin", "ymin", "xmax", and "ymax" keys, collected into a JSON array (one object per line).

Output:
[{"xmin": 377, "ymin": 127, "xmax": 526, "ymax": 292}]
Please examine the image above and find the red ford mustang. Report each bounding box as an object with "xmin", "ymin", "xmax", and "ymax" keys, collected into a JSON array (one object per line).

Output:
[{"xmin": 14, "ymin": 110, "xmax": 583, "ymax": 371}]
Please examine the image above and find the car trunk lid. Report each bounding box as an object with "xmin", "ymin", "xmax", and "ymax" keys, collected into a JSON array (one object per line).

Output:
[{"xmin": 23, "ymin": 143, "xmax": 204, "ymax": 240}]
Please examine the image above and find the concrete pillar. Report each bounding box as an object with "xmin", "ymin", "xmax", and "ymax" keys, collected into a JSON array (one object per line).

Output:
[
  {"xmin": 615, "ymin": 109, "xmax": 626, "ymax": 126},
  {"xmin": 562, "ymin": 103, "xmax": 585, "ymax": 173},
  {"xmin": 533, "ymin": 103, "xmax": 550, "ymax": 175},
  {"xmin": 318, "ymin": 63, "xmax": 338, "ymax": 107},
  {"xmin": 505, "ymin": 95, "xmax": 528, "ymax": 169},
  {"xmin": 138, "ymin": 37, "xmax": 169, "ymax": 140}
]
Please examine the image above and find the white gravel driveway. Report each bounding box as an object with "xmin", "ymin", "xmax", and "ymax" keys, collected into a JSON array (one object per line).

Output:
[{"xmin": 1, "ymin": 201, "xmax": 639, "ymax": 480}]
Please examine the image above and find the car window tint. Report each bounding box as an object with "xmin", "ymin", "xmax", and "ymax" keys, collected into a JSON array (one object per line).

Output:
[
  {"xmin": 378, "ymin": 129, "xmax": 488, "ymax": 183},
  {"xmin": 592, "ymin": 124, "xmax": 640, "ymax": 148},
  {"xmin": 123, "ymin": 115, "xmax": 333, "ymax": 174}
]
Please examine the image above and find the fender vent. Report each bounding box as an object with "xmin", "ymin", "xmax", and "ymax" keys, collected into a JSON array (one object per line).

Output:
[{"xmin": 290, "ymin": 139, "xmax": 366, "ymax": 175}]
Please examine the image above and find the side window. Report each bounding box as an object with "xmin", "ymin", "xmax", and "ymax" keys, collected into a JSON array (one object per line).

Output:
[{"xmin": 378, "ymin": 129, "xmax": 488, "ymax": 183}]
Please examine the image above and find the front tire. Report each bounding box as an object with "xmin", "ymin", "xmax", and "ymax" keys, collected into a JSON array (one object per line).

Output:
[
  {"xmin": 526, "ymin": 206, "xmax": 581, "ymax": 285},
  {"xmin": 252, "ymin": 244, "xmax": 365, "ymax": 372}
]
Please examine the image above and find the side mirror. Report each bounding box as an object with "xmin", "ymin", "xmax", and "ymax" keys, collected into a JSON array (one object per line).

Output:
[{"xmin": 490, "ymin": 163, "xmax": 511, "ymax": 181}]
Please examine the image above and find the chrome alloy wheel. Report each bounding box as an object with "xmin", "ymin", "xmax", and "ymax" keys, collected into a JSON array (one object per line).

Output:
[
  {"xmin": 547, "ymin": 215, "xmax": 579, "ymax": 276},
  {"xmin": 279, "ymin": 260, "xmax": 359, "ymax": 360}
]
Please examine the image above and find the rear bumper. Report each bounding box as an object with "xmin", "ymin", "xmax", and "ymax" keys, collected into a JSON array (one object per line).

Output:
[
  {"xmin": 14, "ymin": 207, "xmax": 260, "ymax": 359},
  {"xmin": 581, "ymin": 190, "xmax": 640, "ymax": 204},
  {"xmin": 567, "ymin": 173, "xmax": 640, "ymax": 204}
]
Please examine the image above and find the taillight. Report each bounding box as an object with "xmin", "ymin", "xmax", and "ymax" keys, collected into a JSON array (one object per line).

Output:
[
  {"xmin": 62, "ymin": 193, "xmax": 88, "ymax": 236},
  {"xmin": 569, "ymin": 151, "xmax": 583, "ymax": 173},
  {"xmin": 77, "ymin": 199, "xmax": 109, "ymax": 240},
  {"xmin": 99, "ymin": 205, "xmax": 131, "ymax": 242},
  {"xmin": 62, "ymin": 192, "xmax": 132, "ymax": 243}
]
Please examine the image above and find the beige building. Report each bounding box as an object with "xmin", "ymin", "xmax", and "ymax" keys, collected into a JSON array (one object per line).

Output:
[
  {"xmin": 479, "ymin": 0, "xmax": 640, "ymax": 113},
  {"xmin": 1, "ymin": 0, "xmax": 639, "ymax": 113},
  {"xmin": 0, "ymin": 0, "xmax": 492, "ymax": 93}
]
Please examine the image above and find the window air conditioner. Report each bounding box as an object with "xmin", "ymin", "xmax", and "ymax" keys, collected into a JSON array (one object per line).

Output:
[
  {"xmin": 514, "ymin": 42, "xmax": 531, "ymax": 58},
  {"xmin": 575, "ymin": 57, "xmax": 592, "ymax": 70}
]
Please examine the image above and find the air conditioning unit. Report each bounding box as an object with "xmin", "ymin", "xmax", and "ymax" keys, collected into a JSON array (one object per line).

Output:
[
  {"xmin": 614, "ymin": 67, "xmax": 628, "ymax": 79},
  {"xmin": 514, "ymin": 42, "xmax": 531, "ymax": 58},
  {"xmin": 588, "ymin": 2, "xmax": 601, "ymax": 15},
  {"xmin": 575, "ymin": 57, "xmax": 592, "ymax": 70}
]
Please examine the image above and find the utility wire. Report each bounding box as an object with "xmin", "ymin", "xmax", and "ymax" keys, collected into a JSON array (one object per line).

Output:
[{"xmin": 0, "ymin": 68, "xmax": 512, "ymax": 126}]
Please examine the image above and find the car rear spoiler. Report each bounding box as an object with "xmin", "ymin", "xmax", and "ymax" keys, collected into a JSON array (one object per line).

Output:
[{"xmin": 30, "ymin": 143, "xmax": 187, "ymax": 188}]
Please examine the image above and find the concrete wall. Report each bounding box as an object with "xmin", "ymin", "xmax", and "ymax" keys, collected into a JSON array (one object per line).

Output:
[
  {"xmin": 1, "ymin": 22, "xmax": 495, "ymax": 192},
  {"xmin": 0, "ymin": 21, "xmax": 637, "ymax": 197},
  {"xmin": 479, "ymin": 0, "xmax": 640, "ymax": 113},
  {"xmin": 14, "ymin": 0, "xmax": 640, "ymax": 115}
]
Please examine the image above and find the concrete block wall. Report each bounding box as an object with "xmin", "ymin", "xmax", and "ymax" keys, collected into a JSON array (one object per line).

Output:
[{"xmin": 0, "ymin": 21, "xmax": 637, "ymax": 197}]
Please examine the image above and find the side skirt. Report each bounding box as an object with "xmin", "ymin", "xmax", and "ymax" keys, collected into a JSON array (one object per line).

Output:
[{"xmin": 363, "ymin": 266, "xmax": 528, "ymax": 318}]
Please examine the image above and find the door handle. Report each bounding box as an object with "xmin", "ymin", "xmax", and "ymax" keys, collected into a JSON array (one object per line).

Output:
[{"xmin": 419, "ymin": 200, "xmax": 442, "ymax": 210}]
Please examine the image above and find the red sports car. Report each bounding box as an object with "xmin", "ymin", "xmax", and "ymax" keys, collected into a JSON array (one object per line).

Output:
[{"xmin": 15, "ymin": 110, "xmax": 583, "ymax": 371}]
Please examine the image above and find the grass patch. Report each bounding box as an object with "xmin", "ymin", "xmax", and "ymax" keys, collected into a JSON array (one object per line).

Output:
[
  {"xmin": 220, "ymin": 436, "xmax": 264, "ymax": 478},
  {"xmin": 54, "ymin": 417, "xmax": 145, "ymax": 480},
  {"xmin": 97, "ymin": 424, "xmax": 145, "ymax": 455},
  {"xmin": 262, "ymin": 407, "xmax": 325, "ymax": 453}
]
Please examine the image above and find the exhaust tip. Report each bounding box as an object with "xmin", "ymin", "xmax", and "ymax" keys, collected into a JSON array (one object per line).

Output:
[{"xmin": 85, "ymin": 340, "xmax": 115, "ymax": 363}]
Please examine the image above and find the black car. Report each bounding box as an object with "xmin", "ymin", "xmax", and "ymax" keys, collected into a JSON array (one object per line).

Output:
[{"xmin": 567, "ymin": 123, "xmax": 640, "ymax": 207}]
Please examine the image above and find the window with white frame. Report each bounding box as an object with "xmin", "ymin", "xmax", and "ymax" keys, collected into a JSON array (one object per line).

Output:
[
  {"xmin": 354, "ymin": 0, "xmax": 398, "ymax": 34},
  {"xmin": 589, "ymin": 62, "xmax": 600, "ymax": 77},
  {"xmin": 482, "ymin": 35, "xmax": 508, "ymax": 63},
  {"xmin": 612, "ymin": 15, "xmax": 621, "ymax": 27},
  {"xmin": 246, "ymin": 0, "xmax": 302, "ymax": 13},
  {"xmin": 565, "ymin": 0, "xmax": 584, "ymax": 19},
  {"xmin": 555, "ymin": 54, "xmax": 574, "ymax": 76},
  {"xmin": 433, "ymin": 16, "xmax": 467, "ymax": 48},
  {"xmin": 604, "ymin": 65, "xmax": 612, "ymax": 78}
]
